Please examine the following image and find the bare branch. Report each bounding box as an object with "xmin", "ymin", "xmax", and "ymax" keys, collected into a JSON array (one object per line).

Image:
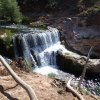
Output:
[
  {"xmin": 66, "ymin": 78, "xmax": 85, "ymax": 100},
  {"xmin": 0, "ymin": 55, "xmax": 38, "ymax": 100},
  {"xmin": 78, "ymin": 46, "xmax": 94, "ymax": 90}
]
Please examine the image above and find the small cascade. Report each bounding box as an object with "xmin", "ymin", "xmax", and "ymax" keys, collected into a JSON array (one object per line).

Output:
[
  {"xmin": 3, "ymin": 24, "xmax": 100, "ymax": 97},
  {"xmin": 13, "ymin": 27, "xmax": 65, "ymax": 73}
]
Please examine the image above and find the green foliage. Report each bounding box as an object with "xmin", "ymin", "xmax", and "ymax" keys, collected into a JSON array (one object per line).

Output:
[
  {"xmin": 46, "ymin": 0, "xmax": 58, "ymax": 10},
  {"xmin": 79, "ymin": 88, "xmax": 91, "ymax": 95},
  {"xmin": 0, "ymin": 29, "xmax": 14, "ymax": 49},
  {"xmin": 79, "ymin": 0, "xmax": 100, "ymax": 5},
  {"xmin": 95, "ymin": 87, "xmax": 100, "ymax": 95},
  {"xmin": 17, "ymin": 0, "xmax": 100, "ymax": 13},
  {"xmin": 18, "ymin": 0, "xmax": 63, "ymax": 11},
  {"xmin": 29, "ymin": 21, "xmax": 47, "ymax": 29},
  {"xmin": 48, "ymin": 72, "xmax": 56, "ymax": 78},
  {"xmin": 0, "ymin": 28, "xmax": 14, "ymax": 57},
  {"xmin": 0, "ymin": 0, "xmax": 22, "ymax": 23},
  {"xmin": 24, "ymin": 59, "xmax": 33, "ymax": 72},
  {"xmin": 3, "ymin": 29, "xmax": 13, "ymax": 47},
  {"xmin": 80, "ymin": 6, "xmax": 100, "ymax": 16},
  {"xmin": 77, "ymin": 0, "xmax": 100, "ymax": 20},
  {"xmin": 22, "ymin": 16, "xmax": 30, "ymax": 25}
]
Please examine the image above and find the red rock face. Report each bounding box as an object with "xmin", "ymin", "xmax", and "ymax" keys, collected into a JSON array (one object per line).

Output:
[
  {"xmin": 87, "ymin": 11, "xmax": 100, "ymax": 26},
  {"xmin": 62, "ymin": 25, "xmax": 100, "ymax": 58},
  {"xmin": 69, "ymin": 39, "xmax": 100, "ymax": 58}
]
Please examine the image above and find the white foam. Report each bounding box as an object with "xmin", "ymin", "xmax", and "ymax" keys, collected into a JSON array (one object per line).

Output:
[
  {"xmin": 34, "ymin": 42, "xmax": 69, "ymax": 75},
  {"xmin": 34, "ymin": 66, "xmax": 58, "ymax": 75},
  {"xmin": 39, "ymin": 42, "xmax": 65, "ymax": 53}
]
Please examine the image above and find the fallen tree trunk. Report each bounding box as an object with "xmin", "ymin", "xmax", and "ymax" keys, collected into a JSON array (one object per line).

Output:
[
  {"xmin": 0, "ymin": 55, "xmax": 38, "ymax": 100},
  {"xmin": 66, "ymin": 78, "xmax": 85, "ymax": 100},
  {"xmin": 57, "ymin": 49, "xmax": 100, "ymax": 74}
]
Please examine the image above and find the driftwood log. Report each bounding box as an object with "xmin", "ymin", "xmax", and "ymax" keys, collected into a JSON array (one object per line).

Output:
[
  {"xmin": 0, "ymin": 55, "xmax": 38, "ymax": 100},
  {"xmin": 57, "ymin": 49, "xmax": 100, "ymax": 74},
  {"xmin": 66, "ymin": 78, "xmax": 85, "ymax": 100}
]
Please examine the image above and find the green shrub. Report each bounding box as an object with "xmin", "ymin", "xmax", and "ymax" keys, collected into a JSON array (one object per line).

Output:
[
  {"xmin": 0, "ymin": 29, "xmax": 14, "ymax": 57},
  {"xmin": 46, "ymin": 0, "xmax": 58, "ymax": 10},
  {"xmin": 0, "ymin": 0, "xmax": 22, "ymax": 23},
  {"xmin": 48, "ymin": 72, "xmax": 56, "ymax": 78},
  {"xmin": 24, "ymin": 59, "xmax": 33, "ymax": 72},
  {"xmin": 0, "ymin": 29, "xmax": 14, "ymax": 48},
  {"xmin": 3, "ymin": 29, "xmax": 14, "ymax": 48},
  {"xmin": 79, "ymin": 88, "xmax": 91, "ymax": 95},
  {"xmin": 79, "ymin": 0, "xmax": 100, "ymax": 5},
  {"xmin": 79, "ymin": 6, "xmax": 100, "ymax": 16},
  {"xmin": 29, "ymin": 21, "xmax": 47, "ymax": 29},
  {"xmin": 78, "ymin": 0, "xmax": 100, "ymax": 15},
  {"xmin": 22, "ymin": 16, "xmax": 30, "ymax": 25}
]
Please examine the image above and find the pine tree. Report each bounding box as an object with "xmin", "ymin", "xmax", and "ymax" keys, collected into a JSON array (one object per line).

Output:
[{"xmin": 0, "ymin": 0, "xmax": 22, "ymax": 23}]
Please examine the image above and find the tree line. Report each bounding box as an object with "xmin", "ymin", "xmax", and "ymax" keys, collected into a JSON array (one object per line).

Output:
[
  {"xmin": 0, "ymin": 0, "xmax": 99, "ymax": 23},
  {"xmin": 0, "ymin": 0, "xmax": 22, "ymax": 23}
]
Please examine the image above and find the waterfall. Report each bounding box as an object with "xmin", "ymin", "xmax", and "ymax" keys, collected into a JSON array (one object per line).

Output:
[{"xmin": 14, "ymin": 27, "xmax": 65, "ymax": 74}]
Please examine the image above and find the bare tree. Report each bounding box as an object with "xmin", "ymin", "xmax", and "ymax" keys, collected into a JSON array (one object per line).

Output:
[{"xmin": 77, "ymin": 46, "xmax": 94, "ymax": 90}]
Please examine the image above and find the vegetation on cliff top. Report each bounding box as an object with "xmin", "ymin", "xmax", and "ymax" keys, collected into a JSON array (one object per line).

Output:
[
  {"xmin": 78, "ymin": 0, "xmax": 100, "ymax": 16},
  {"xmin": 0, "ymin": 0, "xmax": 99, "ymax": 24},
  {"xmin": 0, "ymin": 0, "xmax": 22, "ymax": 23}
]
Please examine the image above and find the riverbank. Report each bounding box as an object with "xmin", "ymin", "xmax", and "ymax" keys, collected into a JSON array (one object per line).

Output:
[{"xmin": 0, "ymin": 63, "xmax": 98, "ymax": 100}]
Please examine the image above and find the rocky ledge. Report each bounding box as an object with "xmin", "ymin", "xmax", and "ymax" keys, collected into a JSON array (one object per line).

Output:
[
  {"xmin": 69, "ymin": 39, "xmax": 100, "ymax": 58},
  {"xmin": 56, "ymin": 49, "xmax": 100, "ymax": 75}
]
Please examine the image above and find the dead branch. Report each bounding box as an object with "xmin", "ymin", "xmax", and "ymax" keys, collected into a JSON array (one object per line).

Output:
[
  {"xmin": 0, "ymin": 55, "xmax": 38, "ymax": 100},
  {"xmin": 90, "ymin": 94, "xmax": 99, "ymax": 100},
  {"xmin": 78, "ymin": 46, "xmax": 94, "ymax": 89},
  {"xmin": 66, "ymin": 78, "xmax": 85, "ymax": 100}
]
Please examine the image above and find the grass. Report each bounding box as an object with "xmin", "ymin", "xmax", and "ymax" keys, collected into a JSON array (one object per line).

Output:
[
  {"xmin": 29, "ymin": 21, "xmax": 47, "ymax": 29},
  {"xmin": 79, "ymin": 88, "xmax": 91, "ymax": 95},
  {"xmin": 48, "ymin": 72, "xmax": 56, "ymax": 78},
  {"xmin": 23, "ymin": 58, "xmax": 33, "ymax": 72}
]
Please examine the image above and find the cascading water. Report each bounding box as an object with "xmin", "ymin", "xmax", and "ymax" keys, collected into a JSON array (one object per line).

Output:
[
  {"xmin": 14, "ymin": 27, "xmax": 65, "ymax": 75},
  {"xmin": 12, "ymin": 25, "xmax": 100, "ymax": 96}
]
